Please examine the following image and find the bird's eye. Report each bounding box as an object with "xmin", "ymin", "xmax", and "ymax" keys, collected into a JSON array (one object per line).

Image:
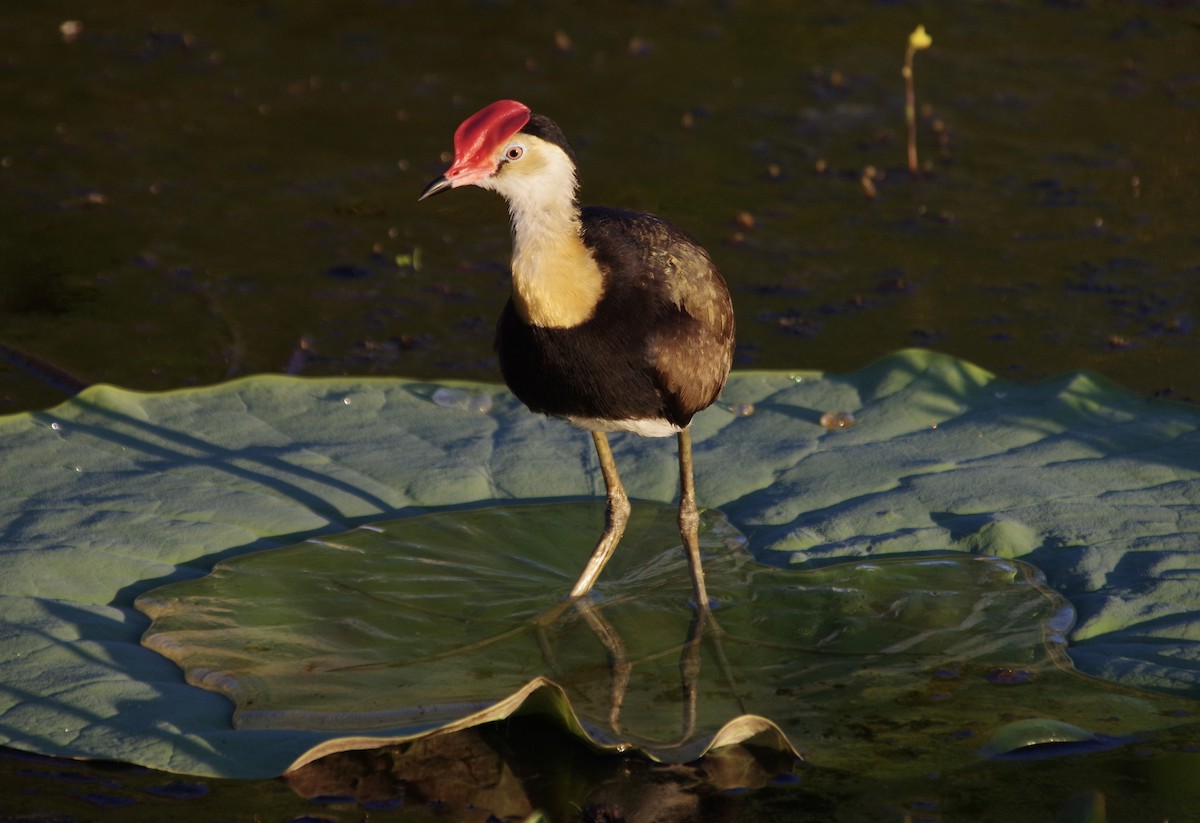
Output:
[{"xmin": 505, "ymin": 145, "xmax": 525, "ymax": 161}]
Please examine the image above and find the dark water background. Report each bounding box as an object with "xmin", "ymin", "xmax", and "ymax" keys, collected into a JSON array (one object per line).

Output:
[
  {"xmin": 2, "ymin": 1, "xmax": 1197, "ymax": 414},
  {"xmin": 2, "ymin": 1, "xmax": 1199, "ymax": 820}
]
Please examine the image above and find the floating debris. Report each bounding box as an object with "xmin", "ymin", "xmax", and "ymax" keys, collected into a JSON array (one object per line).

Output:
[
  {"xmin": 283, "ymin": 336, "xmax": 313, "ymax": 375},
  {"xmin": 394, "ymin": 246, "xmax": 422, "ymax": 271},
  {"xmin": 861, "ymin": 165, "xmax": 879, "ymax": 200},
  {"xmin": 819, "ymin": 411, "xmax": 856, "ymax": 430},
  {"xmin": 60, "ymin": 20, "xmax": 83, "ymax": 43}
]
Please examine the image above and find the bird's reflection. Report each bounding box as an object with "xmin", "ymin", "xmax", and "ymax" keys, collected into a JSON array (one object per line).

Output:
[{"xmin": 534, "ymin": 598, "xmax": 743, "ymax": 747}]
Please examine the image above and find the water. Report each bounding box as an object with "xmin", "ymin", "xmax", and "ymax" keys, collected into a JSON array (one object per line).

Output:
[
  {"xmin": 1, "ymin": 1, "xmax": 1198, "ymax": 413},
  {"xmin": 431, "ymin": 386, "xmax": 493, "ymax": 414},
  {"xmin": 5, "ymin": 721, "xmax": 1200, "ymax": 821}
]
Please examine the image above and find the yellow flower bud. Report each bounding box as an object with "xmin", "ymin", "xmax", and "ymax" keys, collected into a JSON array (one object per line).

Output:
[{"xmin": 909, "ymin": 25, "xmax": 932, "ymax": 51}]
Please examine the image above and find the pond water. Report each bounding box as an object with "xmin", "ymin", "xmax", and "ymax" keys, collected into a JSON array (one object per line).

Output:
[
  {"xmin": 2, "ymin": 0, "xmax": 1199, "ymax": 819},
  {"xmin": 4, "ymin": 715, "xmax": 1199, "ymax": 821},
  {"xmin": 2, "ymin": 1, "xmax": 1197, "ymax": 415}
]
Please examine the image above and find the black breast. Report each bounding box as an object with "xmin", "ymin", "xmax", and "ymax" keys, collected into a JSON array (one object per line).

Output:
[{"xmin": 495, "ymin": 206, "xmax": 735, "ymax": 430}]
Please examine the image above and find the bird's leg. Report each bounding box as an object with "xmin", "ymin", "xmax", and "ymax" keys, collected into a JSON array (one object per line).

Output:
[
  {"xmin": 569, "ymin": 431, "xmax": 631, "ymax": 598},
  {"xmin": 677, "ymin": 428, "xmax": 712, "ymax": 610}
]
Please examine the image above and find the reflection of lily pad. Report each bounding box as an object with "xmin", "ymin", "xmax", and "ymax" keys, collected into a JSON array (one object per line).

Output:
[
  {"xmin": 0, "ymin": 350, "xmax": 1198, "ymax": 778},
  {"xmin": 137, "ymin": 502, "xmax": 1193, "ymax": 776}
]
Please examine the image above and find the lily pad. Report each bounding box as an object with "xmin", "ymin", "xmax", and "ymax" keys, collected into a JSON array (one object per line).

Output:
[
  {"xmin": 0, "ymin": 350, "xmax": 1198, "ymax": 778},
  {"xmin": 138, "ymin": 502, "xmax": 1191, "ymax": 776}
]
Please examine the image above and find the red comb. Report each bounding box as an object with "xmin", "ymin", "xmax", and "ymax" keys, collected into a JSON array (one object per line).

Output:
[{"xmin": 452, "ymin": 100, "xmax": 532, "ymax": 164}]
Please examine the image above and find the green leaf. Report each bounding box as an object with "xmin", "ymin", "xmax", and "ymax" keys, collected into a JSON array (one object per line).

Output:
[
  {"xmin": 136, "ymin": 502, "xmax": 1190, "ymax": 778},
  {"xmin": 0, "ymin": 351, "xmax": 1198, "ymax": 778}
]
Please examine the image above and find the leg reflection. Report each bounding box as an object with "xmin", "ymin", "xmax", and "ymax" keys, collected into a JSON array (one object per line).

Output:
[
  {"xmin": 572, "ymin": 598, "xmax": 632, "ymax": 733},
  {"xmin": 563, "ymin": 597, "xmax": 743, "ymax": 747}
]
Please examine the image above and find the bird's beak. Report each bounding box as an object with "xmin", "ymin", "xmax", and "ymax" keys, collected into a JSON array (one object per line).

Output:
[
  {"xmin": 418, "ymin": 153, "xmax": 498, "ymax": 202},
  {"xmin": 418, "ymin": 174, "xmax": 454, "ymax": 201}
]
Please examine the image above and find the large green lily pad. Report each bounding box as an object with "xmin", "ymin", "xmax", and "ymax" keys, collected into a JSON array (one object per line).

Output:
[
  {"xmin": 1, "ymin": 350, "xmax": 1198, "ymax": 778},
  {"xmin": 137, "ymin": 502, "xmax": 1192, "ymax": 777}
]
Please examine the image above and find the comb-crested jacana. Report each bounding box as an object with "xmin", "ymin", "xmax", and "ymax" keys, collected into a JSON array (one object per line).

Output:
[{"xmin": 420, "ymin": 100, "xmax": 734, "ymax": 607}]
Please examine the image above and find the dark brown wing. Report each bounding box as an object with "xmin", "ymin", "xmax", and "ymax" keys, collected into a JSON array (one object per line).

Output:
[{"xmin": 581, "ymin": 207, "xmax": 735, "ymax": 424}]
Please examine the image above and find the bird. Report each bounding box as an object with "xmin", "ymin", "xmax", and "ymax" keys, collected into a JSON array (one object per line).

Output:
[{"xmin": 419, "ymin": 99, "xmax": 734, "ymax": 608}]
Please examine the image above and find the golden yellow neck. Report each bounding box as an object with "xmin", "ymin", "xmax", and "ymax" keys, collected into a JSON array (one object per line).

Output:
[
  {"xmin": 477, "ymin": 131, "xmax": 605, "ymax": 328},
  {"xmin": 511, "ymin": 229, "xmax": 604, "ymax": 328}
]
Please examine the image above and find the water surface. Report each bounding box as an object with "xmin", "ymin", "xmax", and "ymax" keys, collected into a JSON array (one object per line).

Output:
[{"xmin": 2, "ymin": 1, "xmax": 1197, "ymax": 412}]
